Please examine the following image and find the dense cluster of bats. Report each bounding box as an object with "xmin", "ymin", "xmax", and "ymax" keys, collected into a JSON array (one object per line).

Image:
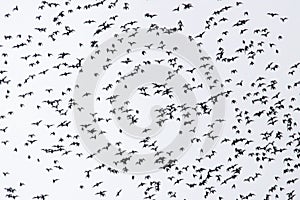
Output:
[{"xmin": 0, "ymin": 0, "xmax": 299, "ymax": 199}]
